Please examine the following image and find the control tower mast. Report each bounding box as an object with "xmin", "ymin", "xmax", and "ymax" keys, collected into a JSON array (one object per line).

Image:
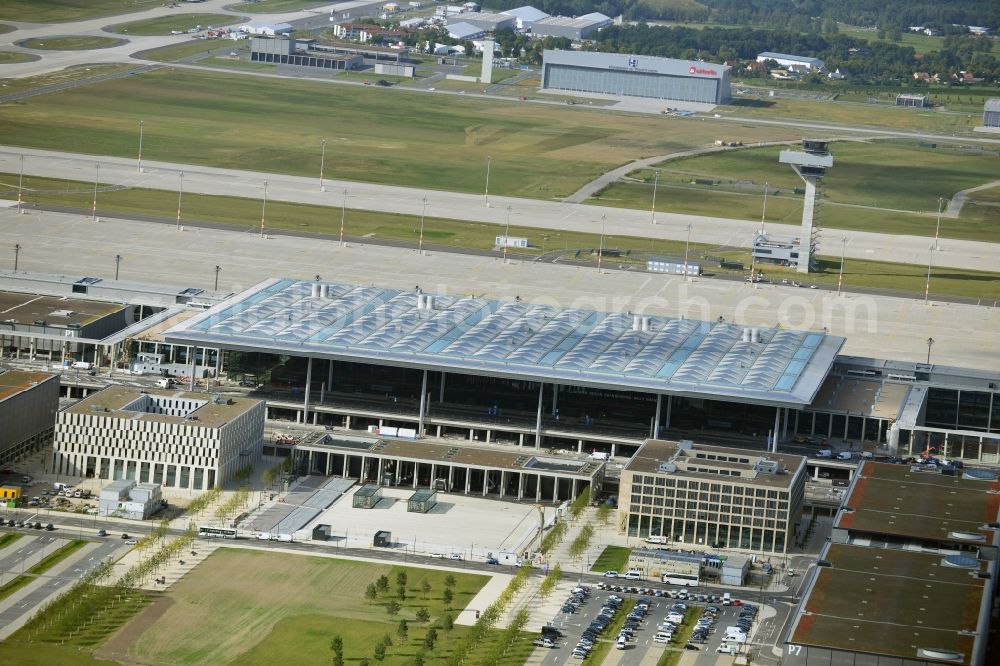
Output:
[{"xmin": 778, "ymin": 139, "xmax": 834, "ymax": 273}]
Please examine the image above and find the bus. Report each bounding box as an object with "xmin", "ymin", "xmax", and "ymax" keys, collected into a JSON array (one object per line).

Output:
[
  {"xmin": 199, "ymin": 526, "xmax": 238, "ymax": 539},
  {"xmin": 661, "ymin": 571, "xmax": 699, "ymax": 586}
]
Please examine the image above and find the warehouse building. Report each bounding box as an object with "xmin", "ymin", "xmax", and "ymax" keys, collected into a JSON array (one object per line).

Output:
[
  {"xmin": 618, "ymin": 439, "xmax": 806, "ymax": 553},
  {"xmin": 447, "ymin": 11, "xmax": 515, "ymax": 33},
  {"xmin": 896, "ymin": 93, "xmax": 928, "ymax": 108},
  {"xmin": 542, "ymin": 50, "xmax": 731, "ymax": 105},
  {"xmin": 54, "ymin": 386, "xmax": 264, "ymax": 491},
  {"xmin": 502, "ymin": 5, "xmax": 548, "ymax": 30},
  {"xmin": 0, "ymin": 370, "xmax": 59, "ymax": 465},
  {"xmin": 785, "ymin": 461, "xmax": 998, "ymax": 666},
  {"xmin": 755, "ymin": 51, "xmax": 824, "ymax": 71},
  {"xmin": 251, "ymin": 37, "xmax": 363, "ymax": 70},
  {"xmin": 983, "ymin": 98, "xmax": 1000, "ymax": 129},
  {"xmin": 532, "ymin": 13, "xmax": 610, "ymax": 40}
]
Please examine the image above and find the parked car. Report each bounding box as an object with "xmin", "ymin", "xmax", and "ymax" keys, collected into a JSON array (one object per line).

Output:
[{"xmin": 603, "ymin": 570, "xmax": 619, "ymax": 578}]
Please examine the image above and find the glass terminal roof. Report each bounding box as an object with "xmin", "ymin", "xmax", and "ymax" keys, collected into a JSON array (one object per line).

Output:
[{"xmin": 165, "ymin": 279, "xmax": 844, "ymax": 406}]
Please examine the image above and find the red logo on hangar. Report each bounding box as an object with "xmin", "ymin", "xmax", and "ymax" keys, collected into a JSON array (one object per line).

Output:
[{"xmin": 688, "ymin": 65, "xmax": 718, "ymax": 75}]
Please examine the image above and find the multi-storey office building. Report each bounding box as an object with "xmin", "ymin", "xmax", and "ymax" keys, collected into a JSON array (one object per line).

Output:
[
  {"xmin": 54, "ymin": 386, "xmax": 264, "ymax": 490},
  {"xmin": 0, "ymin": 370, "xmax": 59, "ymax": 464},
  {"xmin": 618, "ymin": 439, "xmax": 806, "ymax": 553}
]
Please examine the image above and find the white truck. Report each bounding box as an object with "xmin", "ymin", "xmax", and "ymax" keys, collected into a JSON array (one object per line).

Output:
[
  {"xmin": 156, "ymin": 378, "xmax": 175, "ymax": 389},
  {"xmin": 72, "ymin": 361, "xmax": 92, "ymax": 370}
]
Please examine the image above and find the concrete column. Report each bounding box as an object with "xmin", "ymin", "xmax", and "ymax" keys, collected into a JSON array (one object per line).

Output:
[
  {"xmin": 439, "ymin": 371, "xmax": 446, "ymax": 402},
  {"xmin": 518, "ymin": 433, "xmax": 524, "ymax": 447},
  {"xmin": 773, "ymin": 408, "xmax": 781, "ymax": 451},
  {"xmin": 376, "ymin": 458, "xmax": 383, "ymax": 484},
  {"xmin": 469, "ymin": 428, "xmax": 475, "ymax": 441},
  {"xmin": 308, "ymin": 450, "xmax": 314, "ymax": 473},
  {"xmin": 665, "ymin": 395, "xmax": 673, "ymax": 429},
  {"xmin": 431, "ymin": 463, "xmax": 436, "ymax": 488},
  {"xmin": 29, "ymin": 338, "xmax": 35, "ymax": 361},
  {"xmin": 303, "ymin": 357, "xmax": 313, "ymax": 424},
  {"xmin": 517, "ymin": 473, "xmax": 524, "ymax": 500},
  {"xmin": 436, "ymin": 425, "xmax": 442, "ymax": 437},
  {"xmin": 810, "ymin": 413, "xmax": 817, "ymax": 436},
  {"xmin": 413, "ymin": 463, "xmax": 418, "ymax": 489},
  {"xmin": 551, "ymin": 384, "xmax": 559, "ymax": 416},
  {"xmin": 843, "ymin": 415, "xmax": 850, "ymax": 441},
  {"xmin": 189, "ymin": 346, "xmax": 196, "ymax": 391},
  {"xmin": 794, "ymin": 410, "xmax": 800, "ymax": 434},
  {"xmin": 861, "ymin": 416, "xmax": 867, "ymax": 444},
  {"xmin": 572, "ymin": 478, "xmax": 578, "ymax": 500},
  {"xmin": 500, "ymin": 470, "xmax": 506, "ymax": 498},
  {"xmin": 827, "ymin": 417, "xmax": 833, "ymax": 439},
  {"xmin": 653, "ymin": 394, "xmax": 662, "ymax": 439},
  {"xmin": 345, "ymin": 415, "xmax": 351, "ymax": 429},
  {"xmin": 783, "ymin": 408, "xmax": 790, "ymax": 439},
  {"xmin": 417, "ymin": 369, "xmax": 428, "ymax": 437},
  {"xmin": 535, "ymin": 383, "xmax": 544, "ymax": 448},
  {"xmin": 577, "ymin": 440, "xmax": 584, "ymax": 453},
  {"xmin": 326, "ymin": 452, "xmax": 332, "ymax": 476},
  {"xmin": 343, "ymin": 455, "xmax": 348, "ymax": 478},
  {"xmin": 215, "ymin": 348, "xmax": 222, "ymax": 380},
  {"xmin": 465, "ymin": 467, "xmax": 471, "ymax": 494},
  {"xmin": 610, "ymin": 444, "xmax": 616, "ymax": 458},
  {"xmin": 312, "ymin": 412, "xmax": 318, "ymax": 425},
  {"xmin": 813, "ymin": 466, "xmax": 820, "ymax": 480},
  {"xmin": 552, "ymin": 477, "xmax": 559, "ymax": 502},
  {"xmin": 320, "ymin": 382, "xmax": 325, "ymax": 404},
  {"xmin": 482, "ymin": 469, "xmax": 488, "ymax": 497},
  {"xmin": 327, "ymin": 359, "xmax": 334, "ymax": 392},
  {"xmin": 536, "ymin": 474, "xmax": 542, "ymax": 502}
]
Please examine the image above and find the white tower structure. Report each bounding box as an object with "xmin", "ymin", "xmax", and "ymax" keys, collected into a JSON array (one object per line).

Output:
[
  {"xmin": 480, "ymin": 39, "xmax": 495, "ymax": 84},
  {"xmin": 778, "ymin": 139, "xmax": 833, "ymax": 273}
]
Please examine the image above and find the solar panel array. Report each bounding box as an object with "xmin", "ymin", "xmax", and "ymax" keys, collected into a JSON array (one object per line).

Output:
[{"xmin": 174, "ymin": 279, "xmax": 842, "ymax": 403}]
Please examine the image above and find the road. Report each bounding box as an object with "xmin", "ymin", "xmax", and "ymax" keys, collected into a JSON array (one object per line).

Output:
[{"xmin": 1, "ymin": 146, "xmax": 996, "ymax": 273}]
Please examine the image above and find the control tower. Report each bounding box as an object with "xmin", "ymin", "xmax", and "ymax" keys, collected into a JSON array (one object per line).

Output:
[{"xmin": 778, "ymin": 139, "xmax": 833, "ymax": 273}]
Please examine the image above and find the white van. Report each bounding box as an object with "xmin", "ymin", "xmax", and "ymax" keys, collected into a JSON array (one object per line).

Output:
[
  {"xmin": 156, "ymin": 378, "xmax": 174, "ymax": 389},
  {"xmin": 837, "ymin": 451, "xmax": 853, "ymax": 460},
  {"xmin": 722, "ymin": 592, "xmax": 732, "ymax": 605},
  {"xmin": 624, "ymin": 571, "xmax": 641, "ymax": 580},
  {"xmin": 815, "ymin": 449, "xmax": 833, "ymax": 458}
]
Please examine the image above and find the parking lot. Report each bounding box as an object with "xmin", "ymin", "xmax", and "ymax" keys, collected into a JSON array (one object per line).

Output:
[{"xmin": 530, "ymin": 581, "xmax": 767, "ymax": 666}]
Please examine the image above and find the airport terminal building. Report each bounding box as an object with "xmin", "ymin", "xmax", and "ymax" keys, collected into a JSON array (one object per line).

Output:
[{"xmin": 541, "ymin": 50, "xmax": 731, "ymax": 105}]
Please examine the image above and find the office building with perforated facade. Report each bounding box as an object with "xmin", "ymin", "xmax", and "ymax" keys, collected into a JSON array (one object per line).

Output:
[
  {"xmin": 0, "ymin": 370, "xmax": 59, "ymax": 464},
  {"xmin": 53, "ymin": 386, "xmax": 264, "ymax": 491},
  {"xmin": 618, "ymin": 439, "xmax": 806, "ymax": 553}
]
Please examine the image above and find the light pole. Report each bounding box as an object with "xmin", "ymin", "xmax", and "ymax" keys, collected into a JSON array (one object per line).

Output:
[
  {"xmin": 926, "ymin": 337, "xmax": 934, "ymax": 364},
  {"xmin": 339, "ymin": 188, "xmax": 347, "ymax": 246},
  {"xmin": 597, "ymin": 214, "xmax": 606, "ymax": 274},
  {"xmin": 934, "ymin": 197, "xmax": 944, "ymax": 251},
  {"xmin": 503, "ymin": 204, "xmax": 511, "ymax": 263},
  {"xmin": 137, "ymin": 120, "xmax": 144, "ymax": 173},
  {"xmin": 319, "ymin": 139, "xmax": 327, "ymax": 191},
  {"xmin": 484, "ymin": 155, "xmax": 492, "ymax": 207},
  {"xmin": 760, "ymin": 181, "xmax": 768, "ymax": 232},
  {"xmin": 836, "ymin": 236, "xmax": 847, "ymax": 296},
  {"xmin": 418, "ymin": 196, "xmax": 427, "ymax": 254},
  {"xmin": 176, "ymin": 171, "xmax": 184, "ymax": 230},
  {"xmin": 683, "ymin": 223, "xmax": 692, "ymax": 281},
  {"xmin": 16, "ymin": 154, "xmax": 24, "ymax": 214},
  {"xmin": 114, "ymin": 254, "xmax": 122, "ymax": 280},
  {"xmin": 650, "ymin": 170, "xmax": 660, "ymax": 225},
  {"xmin": 259, "ymin": 180, "xmax": 268, "ymax": 239},
  {"xmin": 214, "ymin": 265, "xmax": 221, "ymax": 291},
  {"xmin": 91, "ymin": 162, "xmax": 100, "ymax": 221},
  {"xmin": 924, "ymin": 245, "xmax": 933, "ymax": 304},
  {"xmin": 13, "ymin": 244, "xmax": 20, "ymax": 272}
]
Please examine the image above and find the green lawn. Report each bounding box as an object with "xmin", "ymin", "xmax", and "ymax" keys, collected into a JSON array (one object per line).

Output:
[
  {"xmin": 107, "ymin": 13, "xmax": 241, "ymax": 36},
  {"xmin": 0, "ymin": 63, "xmax": 139, "ymax": 97},
  {"xmin": 0, "ymin": 67, "xmax": 806, "ymax": 200},
  {"xmin": 590, "ymin": 546, "xmax": 632, "ymax": 573},
  {"xmin": 99, "ymin": 548, "xmax": 523, "ymax": 665},
  {"xmin": 6, "ymin": 171, "xmax": 1000, "ymax": 300},
  {"xmin": 139, "ymin": 40, "xmax": 228, "ymax": 62},
  {"xmin": 0, "ymin": 51, "xmax": 35, "ymax": 64},
  {"xmin": 0, "ymin": 0, "xmax": 162, "ymax": 23},
  {"xmin": 229, "ymin": 0, "xmax": 333, "ymax": 12},
  {"xmin": 0, "ymin": 24, "xmax": 15, "ymax": 35},
  {"xmin": 18, "ymin": 36, "xmax": 126, "ymax": 50},
  {"xmin": 592, "ymin": 140, "xmax": 1000, "ymax": 242},
  {"xmin": 200, "ymin": 56, "xmax": 276, "ymax": 71},
  {"xmin": 0, "ymin": 533, "xmax": 22, "ymax": 549}
]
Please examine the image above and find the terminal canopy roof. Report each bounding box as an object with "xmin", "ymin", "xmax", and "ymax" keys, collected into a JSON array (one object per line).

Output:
[{"xmin": 165, "ymin": 279, "xmax": 844, "ymax": 407}]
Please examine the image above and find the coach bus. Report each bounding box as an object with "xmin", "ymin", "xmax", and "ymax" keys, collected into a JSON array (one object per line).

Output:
[
  {"xmin": 198, "ymin": 526, "xmax": 238, "ymax": 539},
  {"xmin": 660, "ymin": 571, "xmax": 699, "ymax": 586}
]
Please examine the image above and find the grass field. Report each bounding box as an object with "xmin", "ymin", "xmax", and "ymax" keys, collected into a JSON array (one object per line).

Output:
[
  {"xmin": 229, "ymin": 0, "xmax": 332, "ymax": 12},
  {"xmin": 18, "ymin": 36, "xmax": 126, "ymax": 50},
  {"xmin": 592, "ymin": 140, "xmax": 1000, "ymax": 242},
  {"xmin": 0, "ymin": 24, "xmax": 16, "ymax": 35},
  {"xmin": 0, "ymin": 63, "xmax": 138, "ymax": 97},
  {"xmin": 107, "ymin": 14, "xmax": 241, "ymax": 36},
  {"xmin": 590, "ymin": 546, "xmax": 632, "ymax": 573},
  {"xmin": 0, "ymin": 533, "xmax": 22, "ymax": 549},
  {"xmin": 5, "ymin": 171, "xmax": 1000, "ymax": 300},
  {"xmin": 140, "ymin": 40, "xmax": 229, "ymax": 62},
  {"xmin": 0, "ymin": 67, "xmax": 805, "ymax": 200},
  {"xmin": 88, "ymin": 548, "xmax": 528, "ymax": 665},
  {"xmin": 0, "ymin": 0, "xmax": 162, "ymax": 23},
  {"xmin": 0, "ymin": 51, "xmax": 36, "ymax": 64}
]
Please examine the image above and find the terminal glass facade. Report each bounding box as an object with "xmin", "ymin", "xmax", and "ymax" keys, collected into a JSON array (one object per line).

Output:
[{"xmin": 544, "ymin": 65, "xmax": 721, "ymax": 104}]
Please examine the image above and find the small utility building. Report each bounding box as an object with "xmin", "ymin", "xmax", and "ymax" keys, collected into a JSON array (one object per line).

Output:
[
  {"xmin": 407, "ymin": 488, "xmax": 438, "ymax": 513},
  {"xmin": 353, "ymin": 483, "xmax": 383, "ymax": 508}
]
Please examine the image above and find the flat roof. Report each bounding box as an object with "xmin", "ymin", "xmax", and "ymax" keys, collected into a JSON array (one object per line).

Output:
[
  {"xmin": 165, "ymin": 279, "xmax": 842, "ymax": 407},
  {"xmin": 0, "ymin": 370, "xmax": 56, "ymax": 402},
  {"xmin": 836, "ymin": 461, "xmax": 1000, "ymax": 544},
  {"xmin": 66, "ymin": 385, "xmax": 260, "ymax": 429},
  {"xmin": 544, "ymin": 49, "xmax": 731, "ymax": 80},
  {"xmin": 789, "ymin": 543, "xmax": 986, "ymax": 664},
  {"xmin": 624, "ymin": 439, "xmax": 805, "ymax": 488},
  {"xmin": 534, "ymin": 15, "xmax": 607, "ymax": 29},
  {"xmin": 0, "ymin": 291, "xmax": 124, "ymax": 328},
  {"xmin": 809, "ymin": 377, "xmax": 910, "ymax": 419},
  {"xmin": 300, "ymin": 434, "xmax": 603, "ymax": 478},
  {"xmin": 757, "ymin": 52, "xmax": 823, "ymax": 64}
]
